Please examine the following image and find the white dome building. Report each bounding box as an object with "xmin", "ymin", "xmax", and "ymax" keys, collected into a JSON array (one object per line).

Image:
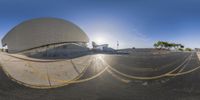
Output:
[
  {"xmin": 2, "ymin": 18, "xmax": 90, "ymax": 58},
  {"xmin": 2, "ymin": 18, "xmax": 89, "ymax": 53}
]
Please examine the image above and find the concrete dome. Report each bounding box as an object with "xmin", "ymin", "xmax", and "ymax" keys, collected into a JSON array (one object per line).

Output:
[{"xmin": 2, "ymin": 18, "xmax": 89, "ymax": 53}]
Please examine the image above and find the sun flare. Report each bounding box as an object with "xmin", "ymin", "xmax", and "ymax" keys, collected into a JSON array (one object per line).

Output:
[{"xmin": 94, "ymin": 37, "xmax": 105, "ymax": 44}]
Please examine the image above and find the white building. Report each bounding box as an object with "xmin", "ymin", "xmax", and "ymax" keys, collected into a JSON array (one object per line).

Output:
[{"xmin": 1, "ymin": 18, "xmax": 90, "ymax": 58}]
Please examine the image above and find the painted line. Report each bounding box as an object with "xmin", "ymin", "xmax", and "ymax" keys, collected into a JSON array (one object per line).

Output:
[
  {"xmin": 70, "ymin": 60, "xmax": 81, "ymax": 74},
  {"xmin": 178, "ymin": 53, "xmax": 193, "ymax": 73},
  {"xmin": 53, "ymin": 57, "xmax": 108, "ymax": 84},
  {"xmin": 107, "ymin": 69, "xmax": 131, "ymax": 83},
  {"xmin": 100, "ymin": 53, "xmax": 192, "ymax": 80},
  {"xmin": 167, "ymin": 65, "xmax": 200, "ymax": 76}
]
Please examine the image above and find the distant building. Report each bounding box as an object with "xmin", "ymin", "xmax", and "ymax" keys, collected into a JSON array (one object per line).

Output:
[
  {"xmin": 92, "ymin": 41, "xmax": 114, "ymax": 52},
  {"xmin": 195, "ymin": 48, "xmax": 200, "ymax": 52},
  {"xmin": 1, "ymin": 18, "xmax": 89, "ymax": 58}
]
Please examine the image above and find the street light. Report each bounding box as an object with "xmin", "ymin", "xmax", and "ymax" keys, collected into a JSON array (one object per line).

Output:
[{"xmin": 117, "ymin": 41, "xmax": 119, "ymax": 50}]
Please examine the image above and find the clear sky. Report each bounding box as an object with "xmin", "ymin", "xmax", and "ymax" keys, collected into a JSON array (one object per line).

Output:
[{"xmin": 1, "ymin": 0, "xmax": 200, "ymax": 49}]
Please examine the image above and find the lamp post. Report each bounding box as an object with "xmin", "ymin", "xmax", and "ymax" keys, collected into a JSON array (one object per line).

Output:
[{"xmin": 117, "ymin": 41, "xmax": 119, "ymax": 50}]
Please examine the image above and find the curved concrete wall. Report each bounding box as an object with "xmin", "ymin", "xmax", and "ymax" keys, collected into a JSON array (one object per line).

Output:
[
  {"xmin": 23, "ymin": 43, "xmax": 89, "ymax": 59},
  {"xmin": 2, "ymin": 18, "xmax": 89, "ymax": 53}
]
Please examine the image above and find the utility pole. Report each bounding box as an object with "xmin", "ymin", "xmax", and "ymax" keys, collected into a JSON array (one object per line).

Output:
[{"xmin": 117, "ymin": 41, "xmax": 119, "ymax": 50}]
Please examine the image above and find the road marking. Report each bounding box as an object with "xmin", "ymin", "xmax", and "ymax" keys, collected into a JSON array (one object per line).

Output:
[
  {"xmin": 53, "ymin": 57, "xmax": 108, "ymax": 84},
  {"xmin": 70, "ymin": 60, "xmax": 81, "ymax": 74},
  {"xmin": 178, "ymin": 53, "xmax": 193, "ymax": 73},
  {"xmin": 45, "ymin": 56, "xmax": 98, "ymax": 84},
  {"xmin": 103, "ymin": 53, "xmax": 190, "ymax": 72},
  {"xmin": 107, "ymin": 69, "xmax": 131, "ymax": 83},
  {"xmin": 46, "ymin": 66, "xmax": 52, "ymax": 87},
  {"xmin": 167, "ymin": 65, "xmax": 200, "ymax": 76},
  {"xmin": 100, "ymin": 53, "xmax": 192, "ymax": 80}
]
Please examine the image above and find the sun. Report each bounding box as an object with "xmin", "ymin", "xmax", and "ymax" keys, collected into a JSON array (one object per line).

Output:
[{"xmin": 95, "ymin": 37, "xmax": 105, "ymax": 44}]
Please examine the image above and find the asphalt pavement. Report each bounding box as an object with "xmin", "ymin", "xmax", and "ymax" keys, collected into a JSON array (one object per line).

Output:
[{"xmin": 0, "ymin": 52, "xmax": 200, "ymax": 100}]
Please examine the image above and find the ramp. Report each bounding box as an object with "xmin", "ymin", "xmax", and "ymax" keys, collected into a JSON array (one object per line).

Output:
[{"xmin": 0, "ymin": 53, "xmax": 92, "ymax": 89}]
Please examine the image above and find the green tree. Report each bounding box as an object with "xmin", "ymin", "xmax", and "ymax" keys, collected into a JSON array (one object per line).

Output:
[
  {"xmin": 178, "ymin": 48, "xmax": 184, "ymax": 51},
  {"xmin": 154, "ymin": 43, "xmax": 159, "ymax": 48},
  {"xmin": 185, "ymin": 48, "xmax": 192, "ymax": 51},
  {"xmin": 153, "ymin": 41, "xmax": 185, "ymax": 50}
]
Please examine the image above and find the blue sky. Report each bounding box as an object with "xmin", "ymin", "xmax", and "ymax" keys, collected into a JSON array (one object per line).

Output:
[{"xmin": 1, "ymin": 0, "xmax": 200, "ymax": 49}]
